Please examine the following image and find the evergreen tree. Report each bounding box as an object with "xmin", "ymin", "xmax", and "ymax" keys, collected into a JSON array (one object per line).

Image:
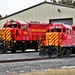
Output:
[
  {"xmin": 63, "ymin": 0, "xmax": 72, "ymax": 5},
  {"xmin": 53, "ymin": 0, "xmax": 57, "ymax": 3},
  {"xmin": 60, "ymin": 0, "xmax": 66, "ymax": 4},
  {"xmin": 72, "ymin": 1, "xmax": 75, "ymax": 6},
  {"xmin": 50, "ymin": 0, "xmax": 57, "ymax": 3},
  {"xmin": 58, "ymin": 0, "xmax": 75, "ymax": 6}
]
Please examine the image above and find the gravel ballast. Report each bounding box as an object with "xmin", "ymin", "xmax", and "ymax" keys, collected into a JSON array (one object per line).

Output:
[{"xmin": 0, "ymin": 57, "xmax": 75, "ymax": 75}]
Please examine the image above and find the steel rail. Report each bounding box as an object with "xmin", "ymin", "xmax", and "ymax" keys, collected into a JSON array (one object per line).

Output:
[{"xmin": 0, "ymin": 55, "xmax": 75, "ymax": 63}]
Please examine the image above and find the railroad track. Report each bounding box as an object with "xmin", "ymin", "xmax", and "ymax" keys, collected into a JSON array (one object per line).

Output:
[{"xmin": 0, "ymin": 54, "xmax": 75, "ymax": 63}]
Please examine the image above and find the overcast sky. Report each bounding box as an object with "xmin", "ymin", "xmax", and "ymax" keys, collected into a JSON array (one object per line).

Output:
[{"xmin": 0, "ymin": 0, "xmax": 52, "ymax": 17}]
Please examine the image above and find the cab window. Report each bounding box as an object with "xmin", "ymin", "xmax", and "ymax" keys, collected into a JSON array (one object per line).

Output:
[
  {"xmin": 51, "ymin": 29, "xmax": 61, "ymax": 32},
  {"xmin": 22, "ymin": 25, "xmax": 27, "ymax": 30},
  {"xmin": 8, "ymin": 24, "xmax": 17, "ymax": 28},
  {"xmin": 67, "ymin": 28, "xmax": 71, "ymax": 34},
  {"xmin": 18, "ymin": 25, "xmax": 21, "ymax": 29}
]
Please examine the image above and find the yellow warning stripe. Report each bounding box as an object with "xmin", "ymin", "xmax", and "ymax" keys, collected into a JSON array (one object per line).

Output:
[
  {"xmin": 46, "ymin": 32, "xmax": 58, "ymax": 46},
  {"xmin": 2, "ymin": 28, "xmax": 12, "ymax": 41},
  {"xmin": 50, "ymin": 33, "xmax": 57, "ymax": 44},
  {"xmin": 1, "ymin": 30, "xmax": 6, "ymax": 40}
]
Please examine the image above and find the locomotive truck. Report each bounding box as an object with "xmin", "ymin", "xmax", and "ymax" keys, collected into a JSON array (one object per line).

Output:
[
  {"xmin": 0, "ymin": 20, "xmax": 49, "ymax": 53},
  {"xmin": 39, "ymin": 23, "xmax": 75, "ymax": 57}
]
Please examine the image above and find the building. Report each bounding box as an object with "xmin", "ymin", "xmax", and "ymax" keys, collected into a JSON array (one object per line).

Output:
[{"xmin": 0, "ymin": 1, "xmax": 75, "ymax": 28}]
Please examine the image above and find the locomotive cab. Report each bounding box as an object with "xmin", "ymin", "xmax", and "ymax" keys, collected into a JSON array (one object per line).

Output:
[
  {"xmin": 1, "ymin": 20, "xmax": 29, "ymax": 52},
  {"xmin": 3, "ymin": 20, "xmax": 28, "ymax": 40},
  {"xmin": 45, "ymin": 23, "xmax": 72, "ymax": 46}
]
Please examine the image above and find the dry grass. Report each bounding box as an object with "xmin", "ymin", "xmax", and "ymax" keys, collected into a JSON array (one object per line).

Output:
[{"xmin": 9, "ymin": 68, "xmax": 75, "ymax": 75}]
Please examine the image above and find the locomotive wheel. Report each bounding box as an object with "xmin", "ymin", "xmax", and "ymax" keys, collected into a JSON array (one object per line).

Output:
[
  {"xmin": 44, "ymin": 48, "xmax": 51, "ymax": 56},
  {"xmin": 47, "ymin": 49, "xmax": 52, "ymax": 57},
  {"xmin": 57, "ymin": 53, "xmax": 61, "ymax": 57},
  {"xmin": 0, "ymin": 40, "xmax": 8, "ymax": 53},
  {"xmin": 39, "ymin": 48, "xmax": 45, "ymax": 56},
  {"xmin": 61, "ymin": 48, "xmax": 71, "ymax": 56},
  {"xmin": 2, "ymin": 44, "xmax": 8, "ymax": 53},
  {"xmin": 42, "ymin": 48, "xmax": 52, "ymax": 57},
  {"xmin": 44, "ymin": 48, "xmax": 49, "ymax": 55},
  {"xmin": 65, "ymin": 49, "xmax": 71, "ymax": 56}
]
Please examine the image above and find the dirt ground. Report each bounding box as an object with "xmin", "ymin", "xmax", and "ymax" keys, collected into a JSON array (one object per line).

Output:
[{"xmin": 10, "ymin": 68, "xmax": 75, "ymax": 75}]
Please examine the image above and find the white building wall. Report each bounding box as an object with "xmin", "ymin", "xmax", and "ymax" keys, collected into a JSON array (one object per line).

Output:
[{"xmin": 0, "ymin": 3, "xmax": 75, "ymax": 28}]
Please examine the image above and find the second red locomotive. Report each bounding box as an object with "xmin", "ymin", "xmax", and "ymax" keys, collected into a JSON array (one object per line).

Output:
[{"xmin": 39, "ymin": 23, "xmax": 75, "ymax": 57}]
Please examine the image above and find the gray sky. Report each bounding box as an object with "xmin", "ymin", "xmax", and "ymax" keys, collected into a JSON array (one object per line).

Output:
[{"xmin": 0, "ymin": 0, "xmax": 52, "ymax": 17}]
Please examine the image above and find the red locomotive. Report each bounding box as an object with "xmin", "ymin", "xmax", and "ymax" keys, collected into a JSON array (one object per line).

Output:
[
  {"xmin": 39, "ymin": 23, "xmax": 75, "ymax": 57},
  {"xmin": 1, "ymin": 20, "xmax": 75, "ymax": 56},
  {"xmin": 0, "ymin": 20, "xmax": 49, "ymax": 53}
]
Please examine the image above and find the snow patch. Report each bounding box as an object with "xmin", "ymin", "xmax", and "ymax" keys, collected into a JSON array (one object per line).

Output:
[{"xmin": 61, "ymin": 66, "xmax": 75, "ymax": 68}]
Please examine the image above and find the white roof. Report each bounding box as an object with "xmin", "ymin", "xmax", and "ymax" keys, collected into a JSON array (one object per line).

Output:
[
  {"xmin": 17, "ymin": 21, "xmax": 28, "ymax": 24},
  {"xmin": 63, "ymin": 24, "xmax": 72, "ymax": 30}
]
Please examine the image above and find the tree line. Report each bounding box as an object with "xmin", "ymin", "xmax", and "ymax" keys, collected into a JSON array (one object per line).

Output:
[{"xmin": 51, "ymin": 0, "xmax": 75, "ymax": 6}]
